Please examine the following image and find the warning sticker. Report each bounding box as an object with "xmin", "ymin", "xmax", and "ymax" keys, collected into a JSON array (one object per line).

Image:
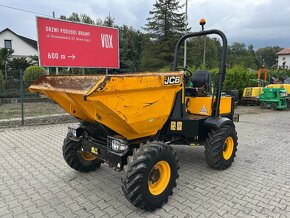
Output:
[{"xmin": 200, "ymin": 105, "xmax": 208, "ymax": 114}]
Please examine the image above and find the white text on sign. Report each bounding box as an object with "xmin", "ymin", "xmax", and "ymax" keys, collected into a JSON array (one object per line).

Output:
[{"xmin": 101, "ymin": 34, "xmax": 113, "ymax": 48}]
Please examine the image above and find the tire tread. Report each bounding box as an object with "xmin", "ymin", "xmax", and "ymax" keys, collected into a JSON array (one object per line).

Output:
[{"xmin": 121, "ymin": 141, "xmax": 179, "ymax": 211}]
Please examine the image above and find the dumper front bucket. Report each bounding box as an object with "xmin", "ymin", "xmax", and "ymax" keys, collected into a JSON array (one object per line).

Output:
[{"xmin": 29, "ymin": 72, "xmax": 183, "ymax": 140}]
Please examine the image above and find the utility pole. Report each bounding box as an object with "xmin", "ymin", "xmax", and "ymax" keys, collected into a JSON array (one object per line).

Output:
[
  {"xmin": 199, "ymin": 18, "xmax": 206, "ymax": 67},
  {"xmin": 183, "ymin": 0, "xmax": 188, "ymax": 68}
]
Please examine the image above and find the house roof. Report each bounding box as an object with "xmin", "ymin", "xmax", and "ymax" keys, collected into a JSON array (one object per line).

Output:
[
  {"xmin": 0, "ymin": 28, "xmax": 37, "ymax": 50},
  {"xmin": 276, "ymin": 48, "xmax": 290, "ymax": 55}
]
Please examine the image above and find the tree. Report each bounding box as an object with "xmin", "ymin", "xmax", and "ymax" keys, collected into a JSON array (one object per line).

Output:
[
  {"xmin": 0, "ymin": 48, "xmax": 14, "ymax": 68},
  {"xmin": 7, "ymin": 57, "xmax": 34, "ymax": 79},
  {"xmin": 0, "ymin": 70, "xmax": 4, "ymax": 93},
  {"xmin": 227, "ymin": 42, "xmax": 257, "ymax": 69},
  {"xmin": 186, "ymin": 37, "xmax": 221, "ymax": 69},
  {"xmin": 80, "ymin": 14, "xmax": 95, "ymax": 24},
  {"xmin": 104, "ymin": 13, "xmax": 115, "ymax": 27},
  {"xmin": 60, "ymin": 12, "xmax": 95, "ymax": 24},
  {"xmin": 67, "ymin": 12, "xmax": 81, "ymax": 22},
  {"xmin": 256, "ymin": 46, "xmax": 282, "ymax": 68},
  {"xmin": 141, "ymin": 0, "xmax": 187, "ymax": 70},
  {"xmin": 9, "ymin": 57, "xmax": 31, "ymax": 70},
  {"xmin": 119, "ymin": 25, "xmax": 147, "ymax": 72}
]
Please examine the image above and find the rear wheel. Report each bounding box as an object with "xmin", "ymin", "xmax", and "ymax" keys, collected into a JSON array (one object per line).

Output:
[
  {"xmin": 62, "ymin": 137, "xmax": 102, "ymax": 172},
  {"xmin": 204, "ymin": 124, "xmax": 238, "ymax": 170},
  {"xmin": 121, "ymin": 141, "xmax": 179, "ymax": 211},
  {"xmin": 270, "ymin": 103, "xmax": 278, "ymax": 110}
]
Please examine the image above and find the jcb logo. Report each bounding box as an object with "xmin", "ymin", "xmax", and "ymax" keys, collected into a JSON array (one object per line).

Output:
[{"xmin": 164, "ymin": 76, "xmax": 181, "ymax": 85}]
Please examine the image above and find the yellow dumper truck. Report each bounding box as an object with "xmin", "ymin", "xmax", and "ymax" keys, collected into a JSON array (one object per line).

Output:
[{"xmin": 29, "ymin": 30, "xmax": 238, "ymax": 211}]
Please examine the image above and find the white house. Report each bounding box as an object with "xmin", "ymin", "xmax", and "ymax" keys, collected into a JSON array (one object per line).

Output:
[
  {"xmin": 276, "ymin": 48, "xmax": 290, "ymax": 69},
  {"xmin": 0, "ymin": 28, "xmax": 38, "ymax": 57}
]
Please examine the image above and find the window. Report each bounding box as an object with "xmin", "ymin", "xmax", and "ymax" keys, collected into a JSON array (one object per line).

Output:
[{"xmin": 4, "ymin": 40, "xmax": 12, "ymax": 49}]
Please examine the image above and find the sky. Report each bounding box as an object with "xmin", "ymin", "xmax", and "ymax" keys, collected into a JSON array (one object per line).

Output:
[{"xmin": 0, "ymin": 0, "xmax": 290, "ymax": 49}]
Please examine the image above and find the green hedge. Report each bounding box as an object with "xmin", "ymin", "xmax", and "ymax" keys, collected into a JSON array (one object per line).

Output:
[
  {"xmin": 171, "ymin": 64, "xmax": 256, "ymax": 95},
  {"xmin": 223, "ymin": 65, "xmax": 252, "ymax": 93},
  {"xmin": 24, "ymin": 66, "xmax": 46, "ymax": 85}
]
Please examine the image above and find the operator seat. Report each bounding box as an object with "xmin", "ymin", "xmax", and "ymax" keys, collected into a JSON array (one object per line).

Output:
[{"xmin": 186, "ymin": 70, "xmax": 212, "ymax": 97}]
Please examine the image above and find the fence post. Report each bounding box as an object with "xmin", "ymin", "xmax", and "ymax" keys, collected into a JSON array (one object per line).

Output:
[{"xmin": 20, "ymin": 69, "xmax": 24, "ymax": 126}]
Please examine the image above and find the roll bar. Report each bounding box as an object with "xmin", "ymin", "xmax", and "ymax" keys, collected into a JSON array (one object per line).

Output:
[{"xmin": 171, "ymin": 29, "xmax": 228, "ymax": 117}]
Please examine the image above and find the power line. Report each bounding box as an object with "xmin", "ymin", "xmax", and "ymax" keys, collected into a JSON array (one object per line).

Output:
[{"xmin": 0, "ymin": 4, "xmax": 51, "ymax": 17}]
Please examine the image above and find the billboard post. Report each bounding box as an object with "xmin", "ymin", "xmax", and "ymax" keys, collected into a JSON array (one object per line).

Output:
[{"xmin": 37, "ymin": 17, "xmax": 119, "ymax": 69}]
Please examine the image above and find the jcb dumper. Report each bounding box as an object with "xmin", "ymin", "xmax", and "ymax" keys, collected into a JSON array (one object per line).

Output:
[{"xmin": 29, "ymin": 30, "xmax": 238, "ymax": 211}]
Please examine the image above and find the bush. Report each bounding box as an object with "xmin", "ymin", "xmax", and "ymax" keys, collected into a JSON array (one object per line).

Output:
[
  {"xmin": 24, "ymin": 66, "xmax": 46, "ymax": 85},
  {"xmin": 0, "ymin": 70, "xmax": 4, "ymax": 93},
  {"xmin": 158, "ymin": 65, "xmax": 171, "ymax": 72},
  {"xmin": 224, "ymin": 65, "xmax": 251, "ymax": 94}
]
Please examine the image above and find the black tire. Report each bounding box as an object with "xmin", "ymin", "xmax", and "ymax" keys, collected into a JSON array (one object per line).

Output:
[
  {"xmin": 260, "ymin": 102, "xmax": 267, "ymax": 109},
  {"xmin": 62, "ymin": 137, "xmax": 102, "ymax": 172},
  {"xmin": 121, "ymin": 141, "xmax": 180, "ymax": 211},
  {"xmin": 270, "ymin": 103, "xmax": 278, "ymax": 110},
  {"xmin": 204, "ymin": 124, "xmax": 238, "ymax": 170}
]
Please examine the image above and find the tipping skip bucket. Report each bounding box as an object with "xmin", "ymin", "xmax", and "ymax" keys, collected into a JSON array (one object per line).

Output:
[{"xmin": 29, "ymin": 72, "xmax": 183, "ymax": 140}]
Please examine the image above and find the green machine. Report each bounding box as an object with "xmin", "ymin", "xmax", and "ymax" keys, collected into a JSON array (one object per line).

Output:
[{"xmin": 259, "ymin": 87, "xmax": 288, "ymax": 110}]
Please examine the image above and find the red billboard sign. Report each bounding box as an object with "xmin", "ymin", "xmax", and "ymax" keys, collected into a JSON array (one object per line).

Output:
[{"xmin": 37, "ymin": 17, "xmax": 119, "ymax": 68}]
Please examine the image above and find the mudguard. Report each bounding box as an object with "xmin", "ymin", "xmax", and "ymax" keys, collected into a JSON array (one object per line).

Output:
[{"xmin": 204, "ymin": 116, "xmax": 234, "ymax": 130}]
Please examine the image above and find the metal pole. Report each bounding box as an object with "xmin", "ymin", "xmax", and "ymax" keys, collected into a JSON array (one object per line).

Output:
[
  {"xmin": 19, "ymin": 69, "xmax": 24, "ymax": 126},
  {"xmin": 4, "ymin": 60, "xmax": 7, "ymax": 87},
  {"xmin": 201, "ymin": 25, "xmax": 206, "ymax": 67},
  {"xmin": 183, "ymin": 0, "xmax": 188, "ymax": 68},
  {"xmin": 203, "ymin": 33, "xmax": 206, "ymax": 67}
]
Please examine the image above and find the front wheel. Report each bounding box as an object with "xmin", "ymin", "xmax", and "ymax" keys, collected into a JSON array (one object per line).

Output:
[
  {"xmin": 121, "ymin": 141, "xmax": 180, "ymax": 211},
  {"xmin": 62, "ymin": 137, "xmax": 102, "ymax": 172},
  {"xmin": 204, "ymin": 124, "xmax": 238, "ymax": 170},
  {"xmin": 260, "ymin": 102, "xmax": 267, "ymax": 109}
]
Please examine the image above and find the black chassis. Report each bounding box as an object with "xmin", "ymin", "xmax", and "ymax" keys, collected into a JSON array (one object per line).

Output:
[{"xmin": 67, "ymin": 122, "xmax": 147, "ymax": 171}]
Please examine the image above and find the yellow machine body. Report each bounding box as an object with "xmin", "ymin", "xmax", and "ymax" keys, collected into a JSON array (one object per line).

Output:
[
  {"xmin": 186, "ymin": 96, "xmax": 232, "ymax": 116},
  {"xmin": 266, "ymin": 84, "xmax": 290, "ymax": 95},
  {"xmin": 29, "ymin": 72, "xmax": 183, "ymax": 140},
  {"xmin": 241, "ymin": 87, "xmax": 263, "ymax": 103},
  {"xmin": 242, "ymin": 87, "xmax": 263, "ymax": 98}
]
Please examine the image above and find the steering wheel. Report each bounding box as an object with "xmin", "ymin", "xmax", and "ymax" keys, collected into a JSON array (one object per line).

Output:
[{"xmin": 176, "ymin": 67, "xmax": 193, "ymax": 84}]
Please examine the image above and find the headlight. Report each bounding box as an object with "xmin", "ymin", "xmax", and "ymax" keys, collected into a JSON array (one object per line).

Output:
[
  {"xmin": 108, "ymin": 136, "xmax": 128, "ymax": 152},
  {"xmin": 68, "ymin": 123, "xmax": 82, "ymax": 137},
  {"xmin": 69, "ymin": 128, "xmax": 77, "ymax": 137}
]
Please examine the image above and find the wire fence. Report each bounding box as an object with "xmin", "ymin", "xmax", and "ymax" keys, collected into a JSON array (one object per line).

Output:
[{"xmin": 0, "ymin": 69, "xmax": 76, "ymax": 128}]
